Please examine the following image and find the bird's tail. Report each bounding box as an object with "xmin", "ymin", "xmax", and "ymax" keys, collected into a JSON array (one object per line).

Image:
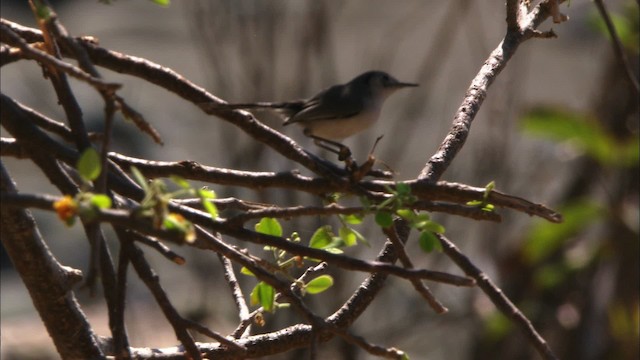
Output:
[{"xmin": 220, "ymin": 101, "xmax": 304, "ymax": 114}]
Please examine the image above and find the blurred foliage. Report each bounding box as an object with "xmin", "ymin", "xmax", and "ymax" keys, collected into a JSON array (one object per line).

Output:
[
  {"xmin": 589, "ymin": 1, "xmax": 639, "ymax": 53},
  {"xmin": 522, "ymin": 199, "xmax": 603, "ymax": 265},
  {"xmin": 521, "ymin": 106, "xmax": 639, "ymax": 167}
]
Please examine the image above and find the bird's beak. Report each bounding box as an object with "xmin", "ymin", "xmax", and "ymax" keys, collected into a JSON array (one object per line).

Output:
[{"xmin": 394, "ymin": 81, "xmax": 419, "ymax": 88}]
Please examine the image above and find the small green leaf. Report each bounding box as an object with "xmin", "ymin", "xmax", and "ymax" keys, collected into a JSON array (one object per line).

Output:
[
  {"xmin": 395, "ymin": 182, "xmax": 412, "ymax": 196},
  {"xmin": 250, "ymin": 282, "xmax": 275, "ymax": 312},
  {"xmin": 482, "ymin": 204, "xmax": 495, "ymax": 212},
  {"xmin": 309, "ymin": 226, "xmax": 333, "ymax": 249},
  {"xmin": 163, "ymin": 213, "xmax": 196, "ymax": 243},
  {"xmin": 485, "ymin": 180, "xmax": 495, "ymax": 192},
  {"xmin": 466, "ymin": 200, "xmax": 483, "ymax": 206},
  {"xmin": 130, "ymin": 166, "xmax": 148, "ymax": 191},
  {"xmin": 484, "ymin": 181, "xmax": 495, "ymax": 200},
  {"xmin": 197, "ymin": 189, "xmax": 218, "ymax": 219},
  {"xmin": 202, "ymin": 199, "xmax": 218, "ymax": 219},
  {"xmin": 240, "ymin": 267, "xmax": 255, "ymax": 276},
  {"xmin": 77, "ymin": 148, "xmax": 101, "ymax": 181},
  {"xmin": 418, "ymin": 231, "xmax": 441, "ymax": 253},
  {"xmin": 150, "ymin": 0, "xmax": 170, "ymax": 6},
  {"xmin": 305, "ymin": 275, "xmax": 334, "ymax": 294},
  {"xmin": 396, "ymin": 209, "xmax": 415, "ymax": 221},
  {"xmin": 255, "ymin": 217, "xmax": 282, "ymax": 237},
  {"xmin": 418, "ymin": 220, "xmax": 445, "ymax": 234},
  {"xmin": 339, "ymin": 226, "xmax": 357, "ymax": 247},
  {"xmin": 341, "ymin": 213, "xmax": 364, "ymax": 225},
  {"xmin": 170, "ymin": 175, "xmax": 191, "ymax": 189},
  {"xmin": 198, "ymin": 188, "xmax": 216, "ymax": 199},
  {"xmin": 523, "ymin": 200, "xmax": 603, "ymax": 264},
  {"xmin": 32, "ymin": 0, "xmax": 52, "ymax": 20},
  {"xmin": 90, "ymin": 194, "xmax": 112, "ymax": 209},
  {"xmin": 375, "ymin": 211, "xmax": 393, "ymax": 228},
  {"xmin": 349, "ymin": 228, "xmax": 369, "ymax": 246}
]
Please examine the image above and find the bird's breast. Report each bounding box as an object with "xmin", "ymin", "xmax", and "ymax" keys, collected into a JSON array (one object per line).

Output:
[{"xmin": 302, "ymin": 108, "xmax": 381, "ymax": 140}]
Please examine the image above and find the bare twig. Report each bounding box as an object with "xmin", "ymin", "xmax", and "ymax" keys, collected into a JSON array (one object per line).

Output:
[
  {"xmin": 219, "ymin": 255, "xmax": 253, "ymax": 339},
  {"xmin": 382, "ymin": 225, "xmax": 449, "ymax": 314},
  {"xmin": 126, "ymin": 239, "xmax": 202, "ymax": 360},
  {"xmin": 437, "ymin": 234, "xmax": 558, "ymax": 360},
  {"xmin": 0, "ymin": 163, "xmax": 104, "ymax": 359},
  {"xmin": 0, "ymin": 23, "xmax": 120, "ymax": 93},
  {"xmin": 113, "ymin": 229, "xmax": 133, "ymax": 360},
  {"xmin": 417, "ymin": 0, "xmax": 568, "ymax": 183},
  {"xmin": 132, "ymin": 232, "xmax": 186, "ymax": 265},
  {"xmin": 593, "ymin": 0, "xmax": 639, "ymax": 96}
]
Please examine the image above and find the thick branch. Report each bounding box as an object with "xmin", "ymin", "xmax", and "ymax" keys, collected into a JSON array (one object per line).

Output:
[{"xmin": 0, "ymin": 163, "xmax": 104, "ymax": 360}]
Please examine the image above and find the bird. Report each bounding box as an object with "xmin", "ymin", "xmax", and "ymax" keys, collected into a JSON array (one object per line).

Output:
[{"xmin": 214, "ymin": 70, "xmax": 418, "ymax": 160}]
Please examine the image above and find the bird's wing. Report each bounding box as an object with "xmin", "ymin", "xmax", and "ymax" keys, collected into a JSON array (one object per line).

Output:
[
  {"xmin": 284, "ymin": 85, "xmax": 364, "ymax": 125},
  {"xmin": 216, "ymin": 101, "xmax": 306, "ymax": 117}
]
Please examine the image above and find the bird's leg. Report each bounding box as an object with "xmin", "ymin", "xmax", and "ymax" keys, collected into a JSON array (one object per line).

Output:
[
  {"xmin": 349, "ymin": 135, "xmax": 385, "ymax": 182},
  {"xmin": 305, "ymin": 133, "xmax": 354, "ymax": 162}
]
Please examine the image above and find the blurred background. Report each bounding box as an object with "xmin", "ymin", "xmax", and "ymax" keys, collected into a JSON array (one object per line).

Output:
[{"xmin": 1, "ymin": 1, "xmax": 638, "ymax": 359}]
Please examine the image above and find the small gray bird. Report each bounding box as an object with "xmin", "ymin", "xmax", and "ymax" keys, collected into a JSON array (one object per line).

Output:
[{"xmin": 218, "ymin": 70, "xmax": 418, "ymax": 158}]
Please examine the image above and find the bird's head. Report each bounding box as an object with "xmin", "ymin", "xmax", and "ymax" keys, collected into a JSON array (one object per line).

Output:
[{"xmin": 355, "ymin": 71, "xmax": 418, "ymax": 99}]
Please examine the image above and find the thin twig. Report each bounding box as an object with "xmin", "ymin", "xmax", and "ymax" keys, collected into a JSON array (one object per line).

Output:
[
  {"xmin": 593, "ymin": 0, "xmax": 639, "ymax": 96},
  {"xmin": 437, "ymin": 234, "xmax": 559, "ymax": 360},
  {"xmin": 382, "ymin": 225, "xmax": 449, "ymax": 314},
  {"xmin": 132, "ymin": 232, "xmax": 186, "ymax": 265},
  {"xmin": 219, "ymin": 254, "xmax": 253, "ymax": 339},
  {"xmin": 0, "ymin": 23, "xmax": 120, "ymax": 92},
  {"xmin": 126, "ymin": 240, "xmax": 202, "ymax": 360},
  {"xmin": 113, "ymin": 228, "xmax": 133, "ymax": 360}
]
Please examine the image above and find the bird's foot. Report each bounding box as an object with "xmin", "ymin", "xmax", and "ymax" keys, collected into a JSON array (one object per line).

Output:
[{"xmin": 347, "ymin": 154, "xmax": 377, "ymax": 183}]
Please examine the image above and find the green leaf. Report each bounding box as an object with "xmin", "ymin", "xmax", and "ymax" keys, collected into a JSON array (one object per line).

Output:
[
  {"xmin": 32, "ymin": 0, "xmax": 52, "ymax": 20},
  {"xmin": 90, "ymin": 194, "xmax": 112, "ymax": 209},
  {"xmin": 76, "ymin": 148, "xmax": 101, "ymax": 181},
  {"xmin": 202, "ymin": 199, "xmax": 219, "ymax": 219},
  {"xmin": 305, "ymin": 275, "xmax": 334, "ymax": 294},
  {"xmin": 339, "ymin": 226, "xmax": 357, "ymax": 247},
  {"xmin": 395, "ymin": 182, "xmax": 412, "ymax": 196},
  {"xmin": 375, "ymin": 211, "xmax": 393, "ymax": 228},
  {"xmin": 396, "ymin": 209, "xmax": 415, "ymax": 221},
  {"xmin": 169, "ymin": 175, "xmax": 191, "ymax": 189},
  {"xmin": 255, "ymin": 218, "xmax": 282, "ymax": 237},
  {"xmin": 162, "ymin": 213, "xmax": 195, "ymax": 243},
  {"xmin": 196, "ymin": 189, "xmax": 218, "ymax": 219},
  {"xmin": 523, "ymin": 199, "xmax": 603, "ymax": 264},
  {"xmin": 250, "ymin": 282, "xmax": 275, "ymax": 312},
  {"xmin": 484, "ymin": 181, "xmax": 495, "ymax": 200},
  {"xmin": 240, "ymin": 267, "xmax": 255, "ymax": 277},
  {"xmin": 418, "ymin": 231, "xmax": 441, "ymax": 253},
  {"xmin": 130, "ymin": 166, "xmax": 149, "ymax": 191},
  {"xmin": 482, "ymin": 203, "xmax": 495, "ymax": 212},
  {"xmin": 589, "ymin": 7, "xmax": 639, "ymax": 53},
  {"xmin": 150, "ymin": 0, "xmax": 170, "ymax": 6},
  {"xmin": 533, "ymin": 263, "xmax": 570, "ymax": 290},
  {"xmin": 521, "ymin": 106, "xmax": 639, "ymax": 167},
  {"xmin": 349, "ymin": 228, "xmax": 368, "ymax": 246},
  {"xmin": 417, "ymin": 220, "xmax": 446, "ymax": 234},
  {"xmin": 309, "ymin": 226, "xmax": 333, "ymax": 249},
  {"xmin": 341, "ymin": 213, "xmax": 363, "ymax": 225},
  {"xmin": 484, "ymin": 311, "xmax": 513, "ymax": 341},
  {"xmin": 198, "ymin": 188, "xmax": 216, "ymax": 199}
]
